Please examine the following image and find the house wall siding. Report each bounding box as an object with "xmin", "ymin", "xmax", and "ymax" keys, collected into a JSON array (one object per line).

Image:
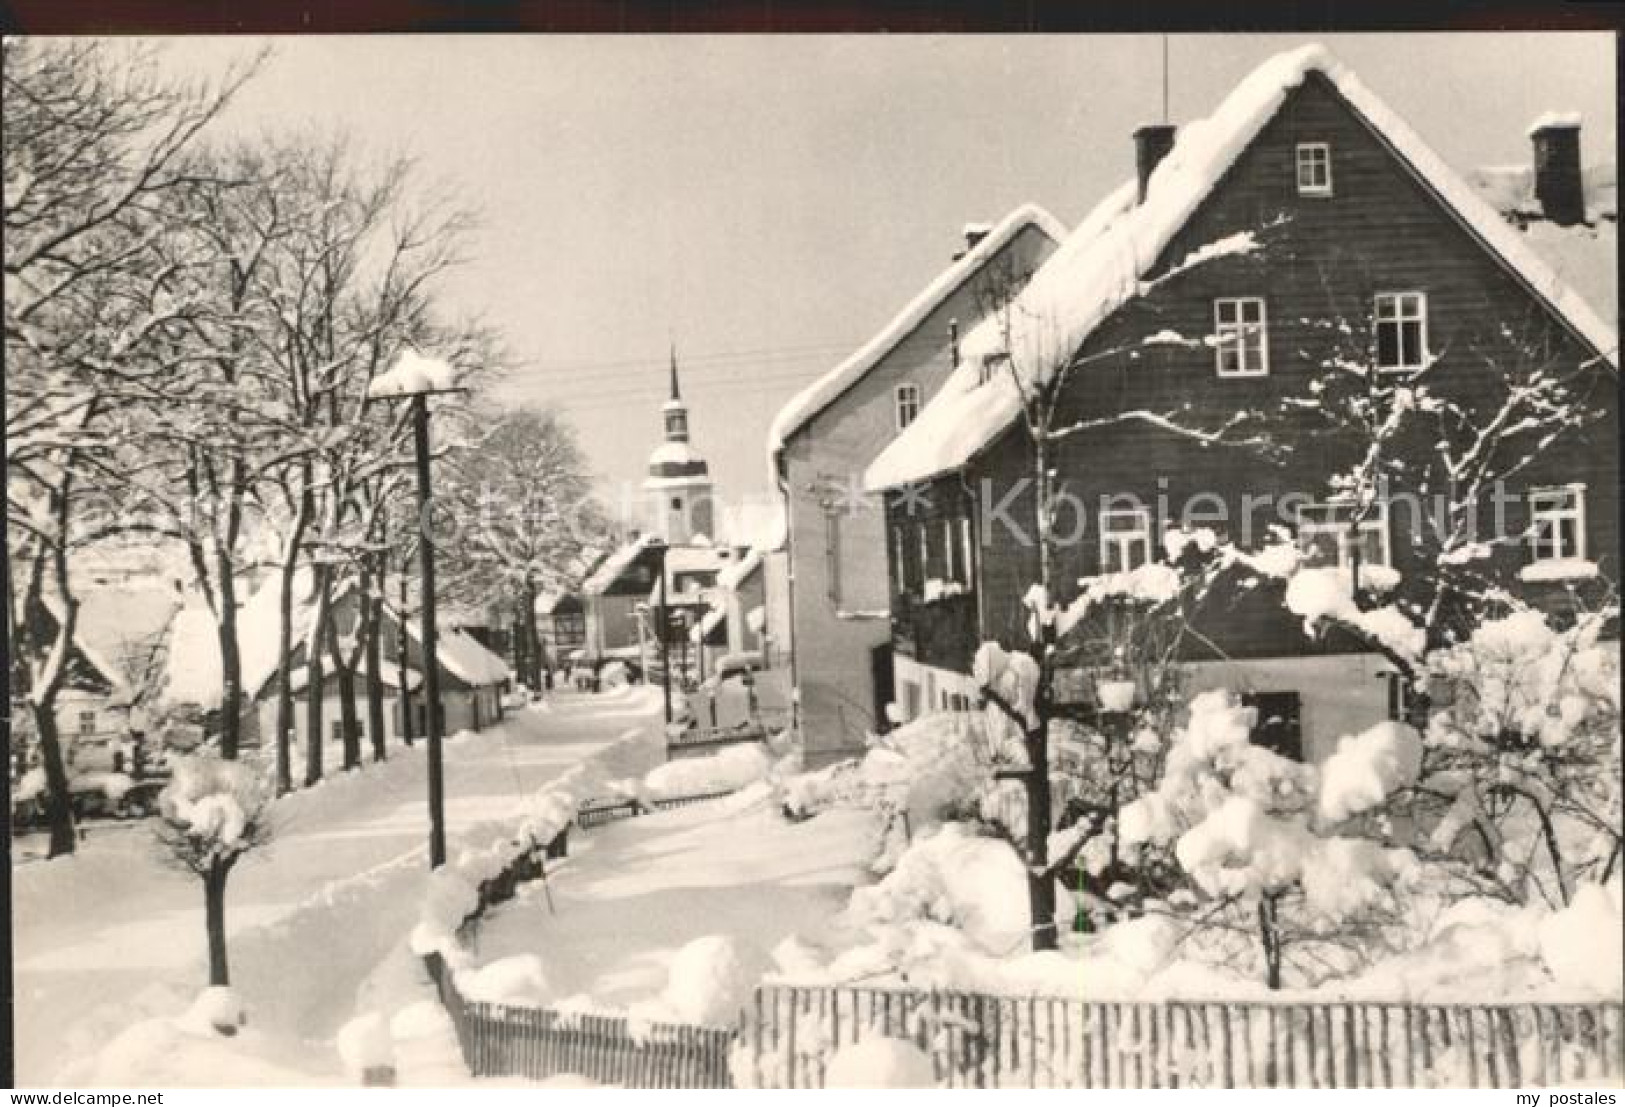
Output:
[{"xmin": 886, "ymin": 74, "xmax": 1617, "ymax": 756}]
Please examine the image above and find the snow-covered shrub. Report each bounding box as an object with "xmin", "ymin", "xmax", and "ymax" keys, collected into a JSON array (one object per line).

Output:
[
  {"xmin": 643, "ymin": 935, "xmax": 771, "ymax": 1028},
  {"xmin": 873, "ymin": 713, "xmax": 996, "ymax": 832},
  {"xmin": 1536, "ymin": 879, "xmax": 1623, "ymax": 996},
  {"xmin": 336, "ymin": 1011, "xmax": 395, "ymax": 1079},
  {"xmin": 643, "ymin": 742, "xmax": 770, "ymax": 800},
  {"xmin": 153, "ymin": 753, "xmax": 273, "ymax": 992},
  {"xmin": 599, "ymin": 660, "xmax": 629, "ymax": 689},
  {"xmin": 846, "ymin": 822, "xmax": 1052, "ymax": 954},
  {"xmin": 1119, "ymin": 690, "xmax": 1421, "ymax": 988},
  {"xmin": 455, "ymin": 954, "xmax": 552, "ymax": 1007},
  {"xmin": 824, "ymin": 1035, "xmax": 935, "ymax": 1088}
]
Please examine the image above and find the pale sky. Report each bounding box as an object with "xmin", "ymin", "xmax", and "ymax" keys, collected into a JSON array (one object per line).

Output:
[{"xmin": 157, "ymin": 32, "xmax": 1616, "ymax": 508}]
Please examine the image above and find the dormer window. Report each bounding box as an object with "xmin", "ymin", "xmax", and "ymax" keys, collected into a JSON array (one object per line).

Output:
[
  {"xmin": 895, "ymin": 383, "xmax": 921, "ymax": 430},
  {"xmin": 1296, "ymin": 142, "xmax": 1332, "ymax": 196}
]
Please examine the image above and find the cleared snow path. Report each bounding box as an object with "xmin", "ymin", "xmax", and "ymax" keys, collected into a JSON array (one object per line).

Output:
[
  {"xmin": 11, "ymin": 688, "xmax": 664, "ymax": 1085},
  {"xmin": 472, "ymin": 785, "xmax": 874, "ymax": 1012}
]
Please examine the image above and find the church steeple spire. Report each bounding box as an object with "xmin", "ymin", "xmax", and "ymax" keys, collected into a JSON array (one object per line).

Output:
[{"xmin": 661, "ymin": 346, "xmax": 690, "ymax": 444}]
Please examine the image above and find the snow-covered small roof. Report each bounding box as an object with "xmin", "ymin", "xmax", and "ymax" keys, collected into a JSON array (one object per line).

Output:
[
  {"xmin": 367, "ymin": 349, "xmax": 461, "ymax": 399},
  {"xmin": 647, "ymin": 440, "xmax": 705, "ymax": 469},
  {"xmin": 1468, "ymin": 161, "xmax": 1617, "ymax": 225},
  {"xmin": 766, "ymin": 203, "xmax": 1066, "ymax": 469},
  {"xmin": 716, "ymin": 499, "xmax": 787, "ymax": 553},
  {"xmin": 717, "ymin": 546, "xmax": 765, "ymax": 592},
  {"xmin": 867, "ymin": 44, "xmax": 1621, "ymax": 491}
]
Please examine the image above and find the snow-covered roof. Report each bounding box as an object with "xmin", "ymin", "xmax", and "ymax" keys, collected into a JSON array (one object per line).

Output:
[
  {"xmin": 1519, "ymin": 220, "xmax": 1619, "ymax": 327},
  {"xmin": 766, "ymin": 203, "xmax": 1066, "ymax": 469},
  {"xmin": 716, "ymin": 499, "xmax": 787, "ymax": 552},
  {"xmin": 403, "ymin": 621, "xmax": 511, "ymax": 687},
  {"xmin": 1468, "ymin": 161, "xmax": 1617, "ymax": 225},
  {"xmin": 161, "ymin": 569, "xmax": 322, "ymax": 710},
  {"xmin": 39, "ymin": 594, "xmax": 137, "ymax": 706},
  {"xmin": 717, "ymin": 546, "xmax": 765, "ymax": 592},
  {"xmin": 289, "ymin": 663, "xmax": 424, "ymax": 694},
  {"xmin": 647, "ymin": 440, "xmax": 705, "ymax": 469},
  {"xmin": 867, "ymin": 44, "xmax": 1621, "ymax": 491}
]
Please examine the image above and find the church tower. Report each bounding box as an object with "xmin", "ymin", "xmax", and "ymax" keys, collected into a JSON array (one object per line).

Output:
[{"xmin": 643, "ymin": 346, "xmax": 714, "ymax": 543}]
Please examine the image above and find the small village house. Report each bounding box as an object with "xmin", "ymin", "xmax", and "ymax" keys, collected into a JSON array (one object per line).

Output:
[{"xmin": 768, "ymin": 206, "xmax": 1065, "ymax": 766}]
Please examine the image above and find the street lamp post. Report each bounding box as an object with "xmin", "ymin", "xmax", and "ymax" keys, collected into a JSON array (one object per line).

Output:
[
  {"xmin": 366, "ymin": 350, "xmax": 464, "ymax": 870},
  {"xmin": 655, "ymin": 540, "xmax": 671, "ymax": 726}
]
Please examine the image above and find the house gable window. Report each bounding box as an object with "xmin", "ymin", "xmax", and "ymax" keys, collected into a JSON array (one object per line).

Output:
[
  {"xmin": 1100, "ymin": 505, "xmax": 1154, "ymax": 573},
  {"xmin": 78, "ymin": 710, "xmax": 96, "ymax": 736},
  {"xmin": 1374, "ymin": 292, "xmax": 1428, "ymax": 372},
  {"xmin": 1296, "ymin": 500, "xmax": 1392, "ymax": 571},
  {"xmin": 1529, "ymin": 485, "xmax": 1586, "ymax": 563},
  {"xmin": 1295, "ymin": 142, "xmax": 1333, "ymax": 196},
  {"xmin": 1214, "ymin": 297, "xmax": 1269, "ymax": 377},
  {"xmin": 824, "ymin": 506, "xmax": 843, "ymax": 604},
  {"xmin": 895, "ymin": 383, "xmax": 922, "ymax": 430}
]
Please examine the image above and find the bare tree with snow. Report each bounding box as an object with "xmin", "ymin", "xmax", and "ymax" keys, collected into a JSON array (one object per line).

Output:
[
  {"xmin": 153, "ymin": 751, "xmax": 272, "ymax": 987},
  {"xmin": 4, "ymin": 39, "xmax": 258, "ymax": 851}
]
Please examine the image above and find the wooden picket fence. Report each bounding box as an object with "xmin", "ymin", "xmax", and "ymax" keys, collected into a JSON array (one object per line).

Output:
[
  {"xmin": 423, "ymin": 960, "xmax": 1623, "ymax": 1089},
  {"xmin": 733, "ymin": 984, "xmax": 1625, "ymax": 1090}
]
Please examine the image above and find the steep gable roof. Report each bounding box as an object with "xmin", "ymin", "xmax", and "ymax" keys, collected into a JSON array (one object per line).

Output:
[
  {"xmin": 868, "ymin": 44, "xmax": 1620, "ymax": 491},
  {"xmin": 767, "ymin": 202, "xmax": 1066, "ymax": 471}
]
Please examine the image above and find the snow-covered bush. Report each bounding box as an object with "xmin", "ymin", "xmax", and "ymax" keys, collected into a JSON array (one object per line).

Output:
[
  {"xmin": 1421, "ymin": 605, "xmax": 1621, "ymax": 906},
  {"xmin": 643, "ymin": 742, "xmax": 771, "ymax": 800},
  {"xmin": 633, "ymin": 934, "xmax": 772, "ymax": 1028},
  {"xmin": 599, "ymin": 660, "xmax": 629, "ymax": 689},
  {"xmin": 824, "ymin": 1035, "xmax": 935, "ymax": 1088},
  {"xmin": 1120, "ymin": 690, "xmax": 1421, "ymax": 988},
  {"xmin": 153, "ymin": 753, "xmax": 272, "ymax": 992}
]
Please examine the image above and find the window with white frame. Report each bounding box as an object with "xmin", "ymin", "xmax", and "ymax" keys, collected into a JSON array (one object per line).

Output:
[
  {"xmin": 824, "ymin": 507, "xmax": 843, "ymax": 603},
  {"xmin": 1529, "ymin": 485, "xmax": 1585, "ymax": 563},
  {"xmin": 1374, "ymin": 292, "xmax": 1428, "ymax": 371},
  {"xmin": 1296, "ymin": 143, "xmax": 1332, "ymax": 195},
  {"xmin": 1099, "ymin": 505, "xmax": 1154, "ymax": 573},
  {"xmin": 918, "ymin": 523, "xmax": 932, "ymax": 581},
  {"xmin": 1214, "ymin": 297, "xmax": 1269, "ymax": 377},
  {"xmin": 1296, "ymin": 501, "xmax": 1392, "ymax": 571},
  {"xmin": 892, "ymin": 525, "xmax": 910, "ymax": 590},
  {"xmin": 78, "ymin": 710, "xmax": 96, "ymax": 736},
  {"xmin": 895, "ymin": 383, "xmax": 921, "ymax": 429}
]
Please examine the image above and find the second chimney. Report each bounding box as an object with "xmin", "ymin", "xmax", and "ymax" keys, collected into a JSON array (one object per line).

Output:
[
  {"xmin": 1529, "ymin": 113, "xmax": 1585, "ymax": 227},
  {"xmin": 1134, "ymin": 124, "xmax": 1177, "ymax": 205}
]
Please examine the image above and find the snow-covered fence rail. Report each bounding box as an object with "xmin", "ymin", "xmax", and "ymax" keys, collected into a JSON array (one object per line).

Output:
[
  {"xmin": 736, "ymin": 984, "xmax": 1625, "ymax": 1089},
  {"xmin": 424, "ymin": 954, "xmax": 734, "ymax": 1087},
  {"xmin": 575, "ymin": 788, "xmax": 743, "ymax": 829}
]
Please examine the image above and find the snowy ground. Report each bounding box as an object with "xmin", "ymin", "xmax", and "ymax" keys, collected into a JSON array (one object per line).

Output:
[
  {"xmin": 470, "ymin": 784, "xmax": 875, "ymax": 1014},
  {"xmin": 11, "ymin": 686, "xmax": 665, "ymax": 1086}
]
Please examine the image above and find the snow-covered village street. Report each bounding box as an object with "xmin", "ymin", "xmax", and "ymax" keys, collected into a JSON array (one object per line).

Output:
[
  {"xmin": 5, "ymin": 29, "xmax": 1623, "ymax": 1092},
  {"xmin": 12, "ymin": 690, "xmax": 666, "ymax": 1084}
]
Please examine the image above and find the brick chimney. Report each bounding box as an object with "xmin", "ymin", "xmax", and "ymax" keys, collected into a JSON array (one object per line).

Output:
[
  {"xmin": 1529, "ymin": 114, "xmax": 1585, "ymax": 227},
  {"xmin": 1134, "ymin": 124, "xmax": 1177, "ymax": 205}
]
